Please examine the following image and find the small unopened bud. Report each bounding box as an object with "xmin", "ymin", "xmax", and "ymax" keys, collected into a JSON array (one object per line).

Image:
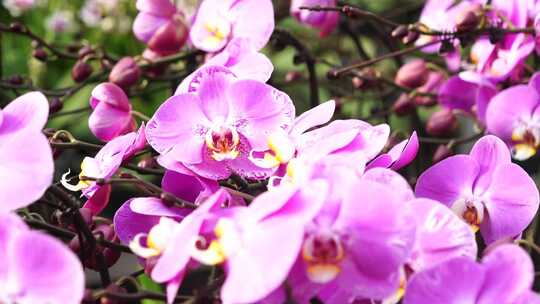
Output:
[
  {"xmin": 285, "ymin": 71, "xmax": 302, "ymax": 83},
  {"xmin": 392, "ymin": 94, "xmax": 415, "ymax": 116},
  {"xmin": 82, "ymin": 289, "xmax": 95, "ymax": 304},
  {"xmin": 402, "ymin": 31, "xmax": 419, "ymax": 45},
  {"xmin": 352, "ymin": 76, "xmax": 364, "ymax": 89},
  {"xmin": 32, "ymin": 48, "xmax": 48, "ymax": 62},
  {"xmin": 49, "ymin": 97, "xmax": 63, "ymax": 114},
  {"xmin": 432, "ymin": 144, "xmax": 453, "ymax": 163},
  {"xmin": 109, "ymin": 57, "xmax": 141, "ymax": 89},
  {"xmin": 78, "ymin": 46, "xmax": 94, "ymax": 59},
  {"xmin": 395, "ymin": 59, "xmax": 429, "ymax": 89},
  {"xmin": 100, "ymin": 284, "xmax": 127, "ymax": 304},
  {"xmin": 391, "ymin": 25, "xmax": 409, "ymax": 39},
  {"xmin": 9, "ymin": 22, "xmax": 24, "ymax": 32},
  {"xmin": 72, "ymin": 60, "xmax": 93, "ymax": 83},
  {"xmin": 426, "ymin": 109, "xmax": 457, "ymax": 136},
  {"xmin": 456, "ymin": 10, "xmax": 480, "ymax": 32},
  {"xmin": 137, "ymin": 156, "xmax": 158, "ymax": 169},
  {"xmin": 326, "ymin": 69, "xmax": 340, "ymax": 80},
  {"xmin": 8, "ymin": 74, "xmax": 24, "ymax": 85}
]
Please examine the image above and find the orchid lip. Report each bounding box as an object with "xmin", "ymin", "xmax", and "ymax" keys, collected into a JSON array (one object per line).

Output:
[
  {"xmin": 205, "ymin": 125, "xmax": 240, "ymax": 161},
  {"xmin": 451, "ymin": 197, "xmax": 484, "ymax": 229},
  {"xmin": 191, "ymin": 219, "xmax": 241, "ymax": 266},
  {"xmin": 302, "ymin": 231, "xmax": 345, "ymax": 284}
]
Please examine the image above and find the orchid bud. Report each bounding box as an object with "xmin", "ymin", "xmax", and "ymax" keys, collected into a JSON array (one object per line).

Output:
[
  {"xmin": 8, "ymin": 74, "xmax": 24, "ymax": 85},
  {"xmin": 285, "ymin": 71, "xmax": 302, "ymax": 83},
  {"xmin": 391, "ymin": 25, "xmax": 408, "ymax": 39},
  {"xmin": 395, "ymin": 59, "xmax": 428, "ymax": 89},
  {"xmin": 49, "ymin": 97, "xmax": 63, "ymax": 114},
  {"xmin": 432, "ymin": 144, "xmax": 453, "ymax": 163},
  {"xmin": 137, "ymin": 156, "xmax": 158, "ymax": 169},
  {"xmin": 9, "ymin": 22, "xmax": 24, "ymax": 32},
  {"xmin": 32, "ymin": 48, "xmax": 48, "ymax": 62},
  {"xmin": 109, "ymin": 57, "xmax": 141, "ymax": 89},
  {"xmin": 72, "ymin": 60, "xmax": 93, "ymax": 83},
  {"xmin": 78, "ymin": 46, "xmax": 94, "ymax": 59},
  {"xmin": 148, "ymin": 18, "xmax": 189, "ymax": 55},
  {"xmin": 426, "ymin": 109, "xmax": 457, "ymax": 136},
  {"xmin": 352, "ymin": 76, "xmax": 364, "ymax": 89},
  {"xmin": 392, "ymin": 94, "xmax": 415, "ymax": 116},
  {"xmin": 100, "ymin": 284, "xmax": 127, "ymax": 304},
  {"xmin": 402, "ymin": 30, "xmax": 419, "ymax": 44}
]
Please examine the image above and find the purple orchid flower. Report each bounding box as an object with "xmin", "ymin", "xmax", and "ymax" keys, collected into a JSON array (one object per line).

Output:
[
  {"xmin": 250, "ymin": 100, "xmax": 392, "ymax": 174},
  {"xmin": 280, "ymin": 174, "xmax": 416, "ymax": 303},
  {"xmin": 0, "ymin": 213, "xmax": 85, "ymax": 303},
  {"xmin": 146, "ymin": 66, "xmax": 295, "ymax": 180},
  {"xmin": 486, "ymin": 72, "xmax": 540, "ymax": 160},
  {"xmin": 133, "ymin": 0, "xmax": 189, "ymax": 55},
  {"xmin": 290, "ymin": 0, "xmax": 339, "ymax": 37},
  {"xmin": 175, "ymin": 37, "xmax": 273, "ymax": 94},
  {"xmin": 62, "ymin": 125, "xmax": 146, "ymax": 215},
  {"xmin": 89, "ymin": 82, "xmax": 136, "ymax": 142},
  {"xmin": 0, "ymin": 92, "xmax": 54, "ymax": 214},
  {"xmin": 190, "ymin": 0, "xmax": 274, "ymax": 53},
  {"xmin": 403, "ymin": 244, "xmax": 540, "ymax": 304},
  {"xmin": 407, "ymin": 198, "xmax": 478, "ymax": 273},
  {"xmin": 439, "ymin": 75, "xmax": 498, "ymax": 123},
  {"xmin": 415, "ymin": 135, "xmax": 539, "ymax": 244}
]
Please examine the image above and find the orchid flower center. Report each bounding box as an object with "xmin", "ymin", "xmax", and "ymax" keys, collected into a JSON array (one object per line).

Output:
[
  {"xmin": 191, "ymin": 219, "xmax": 241, "ymax": 265},
  {"xmin": 205, "ymin": 125, "xmax": 240, "ymax": 161},
  {"xmin": 60, "ymin": 157, "xmax": 100, "ymax": 192},
  {"xmin": 302, "ymin": 232, "xmax": 345, "ymax": 283},
  {"xmin": 511, "ymin": 123, "xmax": 540, "ymax": 160},
  {"xmin": 451, "ymin": 197, "xmax": 485, "ymax": 232},
  {"xmin": 129, "ymin": 217, "xmax": 177, "ymax": 259},
  {"xmin": 203, "ymin": 17, "xmax": 231, "ymax": 48}
]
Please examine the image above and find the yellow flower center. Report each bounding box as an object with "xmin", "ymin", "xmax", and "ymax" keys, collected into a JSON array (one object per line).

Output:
[{"xmin": 302, "ymin": 232, "xmax": 345, "ymax": 284}]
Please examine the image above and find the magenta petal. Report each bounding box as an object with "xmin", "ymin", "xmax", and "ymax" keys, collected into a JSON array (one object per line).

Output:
[
  {"xmin": 438, "ymin": 76, "xmax": 477, "ymax": 112},
  {"xmin": 227, "ymin": 80, "xmax": 295, "ymax": 150},
  {"xmin": 362, "ymin": 168, "xmax": 414, "ymax": 201},
  {"xmin": 486, "ymin": 85, "xmax": 539, "ymax": 142},
  {"xmin": 194, "ymin": 67, "xmax": 233, "ymax": 121},
  {"xmin": 82, "ymin": 184, "xmax": 111, "ymax": 215},
  {"xmin": 389, "ymin": 131, "xmax": 419, "ymax": 170},
  {"xmin": 292, "ymin": 100, "xmax": 336, "ymax": 136},
  {"xmin": 162, "ymin": 170, "xmax": 218, "ymax": 202},
  {"xmin": 336, "ymin": 180, "xmax": 416, "ymax": 299},
  {"xmin": 130, "ymin": 197, "xmax": 190, "ymax": 219},
  {"xmin": 114, "ymin": 199, "xmax": 161, "ymax": 245},
  {"xmin": 469, "ymin": 135, "xmax": 511, "ymax": 193},
  {"xmin": 229, "ymin": 0, "xmax": 274, "ymax": 51},
  {"xmin": 146, "ymin": 94, "xmax": 210, "ymax": 164},
  {"xmin": 0, "ymin": 131, "xmax": 53, "ymax": 214},
  {"xmin": 221, "ymin": 218, "xmax": 304, "ymax": 304},
  {"xmin": 481, "ymin": 163, "xmax": 539, "ymax": 244},
  {"xmin": 408, "ymin": 198, "xmax": 477, "ymax": 272},
  {"xmin": 0, "ymin": 91, "xmax": 49, "ymax": 135},
  {"xmin": 415, "ymin": 155, "xmax": 479, "ymax": 207},
  {"xmin": 10, "ymin": 230, "xmax": 84, "ymax": 303},
  {"xmin": 478, "ymin": 244, "xmax": 534, "ymax": 303},
  {"xmin": 403, "ymin": 257, "xmax": 484, "ymax": 304}
]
